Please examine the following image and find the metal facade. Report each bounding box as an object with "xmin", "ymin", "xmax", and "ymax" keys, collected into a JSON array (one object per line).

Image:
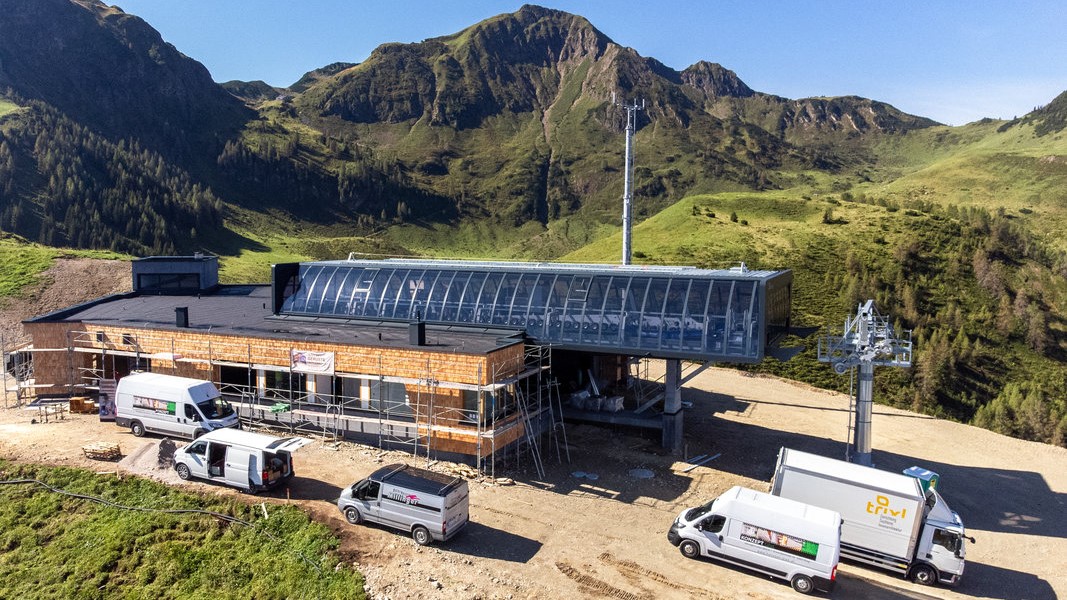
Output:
[{"xmin": 276, "ymin": 259, "xmax": 792, "ymax": 363}]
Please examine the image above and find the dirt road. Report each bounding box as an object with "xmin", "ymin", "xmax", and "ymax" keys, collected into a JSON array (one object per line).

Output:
[
  {"xmin": 3, "ymin": 366, "xmax": 1064, "ymax": 600},
  {"xmin": 1, "ymin": 259, "xmax": 1063, "ymax": 599}
]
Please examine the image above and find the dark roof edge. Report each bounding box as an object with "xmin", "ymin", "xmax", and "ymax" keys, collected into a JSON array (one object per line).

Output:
[{"xmin": 23, "ymin": 292, "xmax": 139, "ymax": 324}]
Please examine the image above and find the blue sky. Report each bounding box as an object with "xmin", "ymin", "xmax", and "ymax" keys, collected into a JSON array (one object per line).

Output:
[{"xmin": 112, "ymin": 1, "xmax": 1066, "ymax": 126}]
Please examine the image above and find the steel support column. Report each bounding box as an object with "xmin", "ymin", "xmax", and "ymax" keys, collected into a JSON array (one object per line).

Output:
[{"xmin": 661, "ymin": 359, "xmax": 683, "ymax": 453}]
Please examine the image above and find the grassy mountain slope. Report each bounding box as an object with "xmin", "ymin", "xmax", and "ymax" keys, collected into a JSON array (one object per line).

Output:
[{"xmin": 1, "ymin": 1, "xmax": 1066, "ymax": 445}]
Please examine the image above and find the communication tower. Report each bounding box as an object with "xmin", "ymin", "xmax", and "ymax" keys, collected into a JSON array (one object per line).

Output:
[{"xmin": 614, "ymin": 94, "xmax": 644, "ymax": 265}]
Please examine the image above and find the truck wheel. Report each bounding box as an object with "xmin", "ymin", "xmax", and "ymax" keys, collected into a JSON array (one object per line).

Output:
[
  {"xmin": 910, "ymin": 563, "xmax": 938, "ymax": 586},
  {"xmin": 344, "ymin": 507, "xmax": 362, "ymax": 525},
  {"xmin": 679, "ymin": 540, "xmax": 700, "ymax": 559},
  {"xmin": 130, "ymin": 421, "xmax": 145, "ymax": 437},
  {"xmin": 790, "ymin": 574, "xmax": 815, "ymax": 594},
  {"xmin": 412, "ymin": 525, "xmax": 432, "ymax": 546},
  {"xmin": 175, "ymin": 463, "xmax": 191, "ymax": 480}
]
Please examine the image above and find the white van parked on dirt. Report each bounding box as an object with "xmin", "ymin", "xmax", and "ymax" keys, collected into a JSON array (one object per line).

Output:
[
  {"xmin": 115, "ymin": 372, "xmax": 238, "ymax": 439},
  {"xmin": 173, "ymin": 428, "xmax": 311, "ymax": 493},
  {"xmin": 668, "ymin": 485, "xmax": 842, "ymax": 595},
  {"xmin": 337, "ymin": 463, "xmax": 470, "ymax": 545}
]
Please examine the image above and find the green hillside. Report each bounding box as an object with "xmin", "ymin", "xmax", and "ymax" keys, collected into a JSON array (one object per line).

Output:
[{"xmin": 1, "ymin": 1, "xmax": 1066, "ymax": 447}]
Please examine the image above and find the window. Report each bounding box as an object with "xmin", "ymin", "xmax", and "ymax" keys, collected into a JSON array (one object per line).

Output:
[
  {"xmin": 187, "ymin": 441, "xmax": 207, "ymax": 455},
  {"xmin": 371, "ymin": 380, "xmax": 410, "ymax": 416},
  {"xmin": 932, "ymin": 529, "xmax": 960, "ymax": 553},
  {"xmin": 704, "ymin": 515, "xmax": 726, "ymax": 533},
  {"xmin": 136, "ymin": 272, "xmax": 200, "ymax": 292}
]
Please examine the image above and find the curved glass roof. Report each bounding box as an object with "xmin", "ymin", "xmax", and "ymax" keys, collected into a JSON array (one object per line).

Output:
[{"xmin": 274, "ymin": 259, "xmax": 792, "ymax": 363}]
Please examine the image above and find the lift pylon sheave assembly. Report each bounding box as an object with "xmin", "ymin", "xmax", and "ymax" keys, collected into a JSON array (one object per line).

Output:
[{"xmin": 818, "ymin": 300, "xmax": 912, "ymax": 467}]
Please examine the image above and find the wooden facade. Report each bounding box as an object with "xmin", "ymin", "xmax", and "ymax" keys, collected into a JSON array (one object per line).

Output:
[{"xmin": 21, "ymin": 318, "xmax": 539, "ymax": 465}]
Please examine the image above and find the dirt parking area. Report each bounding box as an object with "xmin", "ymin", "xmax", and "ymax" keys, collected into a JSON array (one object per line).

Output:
[{"xmin": 3, "ymin": 365, "xmax": 1065, "ymax": 600}]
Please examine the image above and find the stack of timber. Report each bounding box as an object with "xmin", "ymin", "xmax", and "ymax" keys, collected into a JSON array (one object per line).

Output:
[{"xmin": 81, "ymin": 441, "xmax": 121, "ymax": 460}]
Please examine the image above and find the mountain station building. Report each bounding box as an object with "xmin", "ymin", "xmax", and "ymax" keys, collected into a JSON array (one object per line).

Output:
[{"xmin": 14, "ymin": 255, "xmax": 793, "ymax": 471}]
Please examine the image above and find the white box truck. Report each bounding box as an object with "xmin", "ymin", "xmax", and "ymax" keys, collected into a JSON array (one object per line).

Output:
[
  {"xmin": 114, "ymin": 372, "xmax": 239, "ymax": 439},
  {"xmin": 667, "ymin": 485, "xmax": 842, "ymax": 594},
  {"xmin": 173, "ymin": 428, "xmax": 312, "ymax": 493},
  {"xmin": 770, "ymin": 447, "xmax": 972, "ymax": 586},
  {"xmin": 338, "ymin": 463, "xmax": 470, "ymax": 546}
]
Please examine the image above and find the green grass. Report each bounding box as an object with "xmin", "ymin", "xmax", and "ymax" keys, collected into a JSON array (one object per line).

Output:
[
  {"xmin": 0, "ymin": 97, "xmax": 20, "ymax": 118},
  {"xmin": 0, "ymin": 236, "xmax": 129, "ymax": 298},
  {"xmin": 0, "ymin": 461, "xmax": 364, "ymax": 600}
]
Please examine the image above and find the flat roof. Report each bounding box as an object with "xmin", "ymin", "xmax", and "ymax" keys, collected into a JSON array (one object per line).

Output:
[{"xmin": 25, "ymin": 285, "xmax": 522, "ymax": 356}]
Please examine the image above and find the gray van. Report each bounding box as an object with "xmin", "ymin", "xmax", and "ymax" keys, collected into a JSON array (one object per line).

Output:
[{"xmin": 337, "ymin": 463, "xmax": 470, "ymax": 545}]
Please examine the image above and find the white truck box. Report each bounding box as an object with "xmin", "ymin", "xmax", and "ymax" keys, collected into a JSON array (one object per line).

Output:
[{"xmin": 770, "ymin": 447, "xmax": 969, "ymax": 586}]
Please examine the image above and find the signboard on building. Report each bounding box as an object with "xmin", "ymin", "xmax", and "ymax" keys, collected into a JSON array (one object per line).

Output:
[{"xmin": 290, "ymin": 350, "xmax": 335, "ymax": 374}]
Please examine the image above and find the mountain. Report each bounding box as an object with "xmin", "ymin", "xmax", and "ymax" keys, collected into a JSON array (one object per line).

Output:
[
  {"xmin": 0, "ymin": 0, "xmax": 251, "ymax": 158},
  {"xmin": 1, "ymin": 1, "xmax": 1066, "ymax": 447},
  {"xmin": 221, "ymin": 80, "xmax": 282, "ymax": 104}
]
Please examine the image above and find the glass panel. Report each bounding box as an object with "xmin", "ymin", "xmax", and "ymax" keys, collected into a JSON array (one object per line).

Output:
[
  {"xmin": 578, "ymin": 276, "xmax": 611, "ymax": 343},
  {"xmin": 441, "ymin": 271, "xmax": 469, "ymax": 321},
  {"xmin": 365, "ymin": 269, "xmax": 402, "ymax": 319},
  {"xmin": 424, "ymin": 270, "xmax": 454, "ymax": 321},
  {"xmin": 526, "ymin": 274, "xmax": 554, "ymax": 337},
  {"xmin": 661, "ymin": 278, "xmax": 690, "ymax": 346},
  {"xmin": 493, "ymin": 273, "xmax": 521, "ymax": 325},
  {"xmin": 682, "ymin": 280, "xmax": 711, "ymax": 350},
  {"xmin": 475, "ymin": 273, "xmax": 501, "ymax": 324},
  {"xmin": 388, "ymin": 269, "xmax": 420, "ymax": 320},
  {"xmin": 622, "ymin": 278, "xmax": 648, "ymax": 345},
  {"xmin": 640, "ymin": 278, "xmax": 669, "ymax": 345},
  {"xmin": 457, "ymin": 272, "xmax": 486, "ymax": 323},
  {"xmin": 406, "ymin": 269, "xmax": 437, "ymax": 321},
  {"xmin": 545, "ymin": 275, "xmax": 571, "ymax": 339},
  {"xmin": 600, "ymin": 276, "xmax": 627, "ymax": 343}
]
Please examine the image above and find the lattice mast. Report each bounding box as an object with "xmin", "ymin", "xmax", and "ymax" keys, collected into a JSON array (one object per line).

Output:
[
  {"xmin": 614, "ymin": 94, "xmax": 644, "ymax": 265},
  {"xmin": 818, "ymin": 300, "xmax": 912, "ymax": 466}
]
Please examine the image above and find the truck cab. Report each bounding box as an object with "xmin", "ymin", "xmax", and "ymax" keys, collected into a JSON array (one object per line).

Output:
[{"xmin": 913, "ymin": 489, "xmax": 967, "ymax": 585}]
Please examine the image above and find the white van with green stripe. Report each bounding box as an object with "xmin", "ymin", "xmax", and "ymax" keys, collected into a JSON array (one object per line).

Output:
[
  {"xmin": 337, "ymin": 463, "xmax": 469, "ymax": 545},
  {"xmin": 668, "ymin": 485, "xmax": 841, "ymax": 594}
]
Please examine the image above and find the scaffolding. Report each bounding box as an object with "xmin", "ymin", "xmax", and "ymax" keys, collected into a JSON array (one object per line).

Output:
[{"xmin": 13, "ymin": 326, "xmax": 560, "ymax": 474}]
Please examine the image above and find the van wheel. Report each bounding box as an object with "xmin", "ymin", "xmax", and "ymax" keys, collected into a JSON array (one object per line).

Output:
[
  {"xmin": 412, "ymin": 525, "xmax": 432, "ymax": 546},
  {"xmin": 130, "ymin": 421, "xmax": 145, "ymax": 437},
  {"xmin": 791, "ymin": 574, "xmax": 815, "ymax": 594},
  {"xmin": 344, "ymin": 507, "xmax": 362, "ymax": 525},
  {"xmin": 678, "ymin": 540, "xmax": 700, "ymax": 559},
  {"xmin": 192, "ymin": 428, "xmax": 205, "ymax": 439},
  {"xmin": 175, "ymin": 463, "xmax": 191, "ymax": 480},
  {"xmin": 910, "ymin": 563, "xmax": 938, "ymax": 586}
]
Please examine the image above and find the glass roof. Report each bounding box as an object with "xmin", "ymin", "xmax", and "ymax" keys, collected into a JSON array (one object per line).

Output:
[{"xmin": 275, "ymin": 259, "xmax": 792, "ymax": 363}]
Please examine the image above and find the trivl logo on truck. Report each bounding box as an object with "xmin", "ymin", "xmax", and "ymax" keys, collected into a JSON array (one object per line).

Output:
[{"xmin": 867, "ymin": 494, "xmax": 907, "ymax": 530}]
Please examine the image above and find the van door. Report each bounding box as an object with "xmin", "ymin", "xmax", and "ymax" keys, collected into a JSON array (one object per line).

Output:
[
  {"xmin": 183, "ymin": 440, "xmax": 210, "ymax": 478},
  {"xmin": 352, "ymin": 480, "xmax": 383, "ymax": 522},
  {"xmin": 178, "ymin": 402, "xmax": 201, "ymax": 438},
  {"xmin": 699, "ymin": 515, "xmax": 728, "ymax": 556},
  {"xmin": 224, "ymin": 447, "xmax": 252, "ymax": 489}
]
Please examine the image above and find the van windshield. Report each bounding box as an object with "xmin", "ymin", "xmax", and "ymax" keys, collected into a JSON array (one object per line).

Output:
[
  {"xmin": 197, "ymin": 397, "xmax": 235, "ymax": 419},
  {"xmin": 685, "ymin": 499, "xmax": 717, "ymax": 522}
]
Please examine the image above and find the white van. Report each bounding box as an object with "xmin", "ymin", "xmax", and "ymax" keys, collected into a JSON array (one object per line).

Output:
[
  {"xmin": 668, "ymin": 485, "xmax": 841, "ymax": 594},
  {"xmin": 337, "ymin": 463, "xmax": 470, "ymax": 546},
  {"xmin": 172, "ymin": 428, "xmax": 312, "ymax": 493},
  {"xmin": 115, "ymin": 372, "xmax": 239, "ymax": 439}
]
